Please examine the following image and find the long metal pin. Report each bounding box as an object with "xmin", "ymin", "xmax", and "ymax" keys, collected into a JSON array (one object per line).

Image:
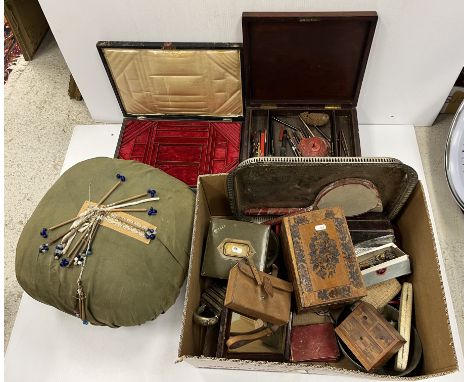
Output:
[
  {"xmin": 67, "ymin": 233, "xmax": 88, "ymax": 259},
  {"xmin": 105, "ymin": 193, "xmax": 148, "ymax": 207},
  {"xmin": 49, "ymin": 214, "xmax": 86, "ymax": 231},
  {"xmin": 272, "ymin": 116, "xmax": 302, "ymax": 132},
  {"xmin": 110, "ymin": 208, "xmax": 147, "ymax": 213},
  {"xmin": 285, "ymin": 133, "xmax": 301, "ymax": 157},
  {"xmin": 97, "ymin": 181, "xmax": 122, "ymax": 206},
  {"xmin": 111, "ymin": 214, "xmax": 151, "ymax": 231},
  {"xmin": 313, "ymin": 125, "xmax": 331, "ymax": 142},
  {"xmin": 341, "ymin": 129, "xmax": 350, "ymax": 156},
  {"xmin": 69, "ymin": 235, "xmax": 88, "ymax": 261},
  {"xmin": 72, "ymin": 222, "xmax": 97, "ymax": 260},
  {"xmin": 48, "ymin": 230, "xmax": 72, "ymax": 246},
  {"xmin": 87, "ymin": 220, "xmax": 101, "ymax": 248},
  {"xmin": 298, "ymin": 115, "xmax": 315, "ymax": 137}
]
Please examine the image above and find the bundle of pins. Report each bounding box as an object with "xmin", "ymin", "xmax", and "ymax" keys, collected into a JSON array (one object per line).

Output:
[{"xmin": 37, "ymin": 173, "xmax": 159, "ymax": 324}]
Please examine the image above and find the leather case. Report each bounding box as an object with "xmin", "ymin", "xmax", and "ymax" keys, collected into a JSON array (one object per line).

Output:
[
  {"xmin": 201, "ymin": 218, "xmax": 270, "ymax": 279},
  {"xmin": 290, "ymin": 323, "xmax": 340, "ymax": 362},
  {"xmin": 97, "ymin": 42, "xmax": 244, "ymax": 187},
  {"xmin": 224, "ymin": 261, "xmax": 293, "ymax": 325}
]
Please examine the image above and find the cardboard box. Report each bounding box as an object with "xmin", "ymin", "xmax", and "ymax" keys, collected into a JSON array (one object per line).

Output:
[{"xmin": 178, "ymin": 173, "xmax": 459, "ymax": 378}]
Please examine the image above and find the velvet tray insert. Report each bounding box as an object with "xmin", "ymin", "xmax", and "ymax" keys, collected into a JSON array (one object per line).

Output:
[{"xmin": 118, "ymin": 119, "xmax": 241, "ymax": 187}]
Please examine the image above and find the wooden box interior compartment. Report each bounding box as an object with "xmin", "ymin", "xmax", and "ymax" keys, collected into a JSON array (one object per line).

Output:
[
  {"xmin": 97, "ymin": 41, "xmax": 244, "ymax": 187},
  {"xmin": 241, "ymin": 12, "xmax": 377, "ymax": 160},
  {"xmin": 244, "ymin": 107, "xmax": 359, "ymax": 158},
  {"xmin": 178, "ymin": 173, "xmax": 459, "ymax": 379}
]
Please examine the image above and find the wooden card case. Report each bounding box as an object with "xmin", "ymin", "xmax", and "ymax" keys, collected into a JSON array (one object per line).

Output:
[
  {"xmin": 97, "ymin": 42, "xmax": 244, "ymax": 187},
  {"xmin": 241, "ymin": 12, "xmax": 378, "ymax": 159},
  {"xmin": 281, "ymin": 207, "xmax": 367, "ymax": 311},
  {"xmin": 335, "ymin": 302, "xmax": 406, "ymax": 371}
]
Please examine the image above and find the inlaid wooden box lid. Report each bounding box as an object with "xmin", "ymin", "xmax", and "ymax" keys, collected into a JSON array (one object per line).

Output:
[
  {"xmin": 242, "ymin": 12, "xmax": 377, "ymax": 108},
  {"xmin": 97, "ymin": 42, "xmax": 244, "ymax": 119}
]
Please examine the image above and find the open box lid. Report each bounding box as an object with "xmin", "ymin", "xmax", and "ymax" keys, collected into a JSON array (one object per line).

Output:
[
  {"xmin": 227, "ymin": 157, "xmax": 418, "ymax": 222},
  {"xmin": 242, "ymin": 12, "xmax": 377, "ymax": 108},
  {"xmin": 97, "ymin": 41, "xmax": 244, "ymax": 119}
]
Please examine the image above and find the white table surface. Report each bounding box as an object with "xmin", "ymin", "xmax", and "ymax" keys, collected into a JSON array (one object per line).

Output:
[{"xmin": 5, "ymin": 124, "xmax": 464, "ymax": 382}]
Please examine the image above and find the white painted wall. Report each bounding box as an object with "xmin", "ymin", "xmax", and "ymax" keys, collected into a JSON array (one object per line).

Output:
[{"xmin": 38, "ymin": 0, "xmax": 463, "ymax": 126}]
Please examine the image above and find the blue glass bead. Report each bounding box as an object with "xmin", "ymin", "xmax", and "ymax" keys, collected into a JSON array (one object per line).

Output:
[
  {"xmin": 120, "ymin": 175, "xmax": 126, "ymax": 182},
  {"xmin": 60, "ymin": 258, "xmax": 69, "ymax": 267},
  {"xmin": 40, "ymin": 228, "xmax": 48, "ymax": 238},
  {"xmin": 116, "ymin": 173, "xmax": 121, "ymax": 179},
  {"xmin": 82, "ymin": 320, "xmax": 89, "ymax": 325},
  {"xmin": 147, "ymin": 189, "xmax": 157, "ymax": 197},
  {"xmin": 39, "ymin": 244, "xmax": 49, "ymax": 253},
  {"xmin": 85, "ymin": 249, "xmax": 92, "ymax": 256},
  {"xmin": 147, "ymin": 207, "xmax": 157, "ymax": 216},
  {"xmin": 149, "ymin": 234, "xmax": 156, "ymax": 240}
]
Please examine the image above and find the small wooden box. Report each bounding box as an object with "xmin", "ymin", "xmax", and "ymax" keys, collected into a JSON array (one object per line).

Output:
[
  {"xmin": 335, "ymin": 302, "xmax": 406, "ymax": 371},
  {"xmin": 281, "ymin": 207, "xmax": 367, "ymax": 311}
]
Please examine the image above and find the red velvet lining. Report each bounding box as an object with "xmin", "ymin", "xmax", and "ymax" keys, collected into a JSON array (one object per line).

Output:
[{"xmin": 118, "ymin": 119, "xmax": 241, "ymax": 187}]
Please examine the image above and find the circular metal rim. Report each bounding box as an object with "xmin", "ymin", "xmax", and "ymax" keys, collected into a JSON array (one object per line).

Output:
[
  {"xmin": 445, "ymin": 101, "xmax": 464, "ymax": 210},
  {"xmin": 193, "ymin": 304, "xmax": 219, "ymax": 326}
]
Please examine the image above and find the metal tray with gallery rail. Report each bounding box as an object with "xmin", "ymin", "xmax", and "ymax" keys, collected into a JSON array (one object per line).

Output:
[{"xmin": 227, "ymin": 157, "xmax": 419, "ymax": 222}]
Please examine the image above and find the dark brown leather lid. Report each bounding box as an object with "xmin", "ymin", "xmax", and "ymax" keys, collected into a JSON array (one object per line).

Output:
[
  {"xmin": 96, "ymin": 41, "xmax": 244, "ymax": 119},
  {"xmin": 242, "ymin": 12, "xmax": 377, "ymax": 107}
]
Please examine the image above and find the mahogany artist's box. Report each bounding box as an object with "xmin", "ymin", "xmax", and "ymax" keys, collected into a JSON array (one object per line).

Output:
[
  {"xmin": 241, "ymin": 12, "xmax": 377, "ymax": 158},
  {"xmin": 178, "ymin": 157, "xmax": 459, "ymax": 379},
  {"xmin": 97, "ymin": 41, "xmax": 244, "ymax": 187}
]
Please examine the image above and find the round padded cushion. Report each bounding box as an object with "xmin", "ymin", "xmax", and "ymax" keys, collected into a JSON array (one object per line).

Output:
[{"xmin": 16, "ymin": 158, "xmax": 195, "ymax": 327}]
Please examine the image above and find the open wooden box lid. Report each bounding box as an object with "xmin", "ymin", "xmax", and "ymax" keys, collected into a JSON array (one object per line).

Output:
[
  {"xmin": 97, "ymin": 42, "xmax": 244, "ymax": 119},
  {"xmin": 242, "ymin": 12, "xmax": 377, "ymax": 108}
]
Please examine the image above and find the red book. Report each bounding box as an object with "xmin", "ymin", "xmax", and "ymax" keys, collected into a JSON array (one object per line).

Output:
[{"xmin": 290, "ymin": 323, "xmax": 340, "ymax": 362}]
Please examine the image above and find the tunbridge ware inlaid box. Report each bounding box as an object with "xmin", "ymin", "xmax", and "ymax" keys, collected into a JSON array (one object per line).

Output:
[{"xmin": 281, "ymin": 207, "xmax": 367, "ymax": 311}]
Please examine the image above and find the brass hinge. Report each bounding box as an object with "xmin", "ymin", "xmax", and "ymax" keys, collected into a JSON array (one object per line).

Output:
[
  {"xmin": 137, "ymin": 116, "xmax": 147, "ymax": 120},
  {"xmin": 162, "ymin": 42, "xmax": 175, "ymax": 50},
  {"xmin": 324, "ymin": 105, "xmax": 341, "ymax": 110},
  {"xmin": 259, "ymin": 104, "xmax": 278, "ymax": 110}
]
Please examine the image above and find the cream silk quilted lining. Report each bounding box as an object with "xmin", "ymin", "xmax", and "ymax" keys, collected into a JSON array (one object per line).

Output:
[{"xmin": 103, "ymin": 48, "xmax": 243, "ymax": 117}]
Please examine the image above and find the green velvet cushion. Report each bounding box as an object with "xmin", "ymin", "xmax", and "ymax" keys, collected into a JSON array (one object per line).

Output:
[{"xmin": 16, "ymin": 157, "xmax": 195, "ymax": 327}]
